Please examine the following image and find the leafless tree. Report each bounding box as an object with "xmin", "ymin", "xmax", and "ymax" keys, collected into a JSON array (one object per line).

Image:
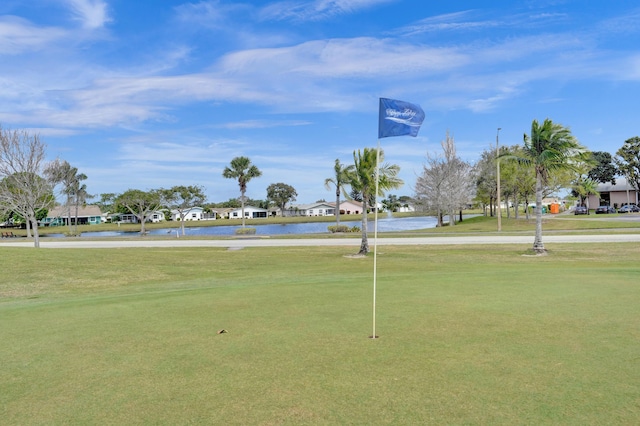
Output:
[
  {"xmin": 0, "ymin": 126, "xmax": 54, "ymax": 247},
  {"xmin": 415, "ymin": 132, "xmax": 474, "ymax": 226},
  {"xmin": 415, "ymin": 152, "xmax": 447, "ymax": 226}
]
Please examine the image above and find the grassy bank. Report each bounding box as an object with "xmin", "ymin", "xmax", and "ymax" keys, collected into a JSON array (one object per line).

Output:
[{"xmin": 2, "ymin": 243, "xmax": 639, "ymax": 424}]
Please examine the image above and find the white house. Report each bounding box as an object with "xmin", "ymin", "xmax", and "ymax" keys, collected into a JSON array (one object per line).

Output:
[
  {"xmin": 396, "ymin": 204, "xmax": 416, "ymax": 213},
  {"xmin": 118, "ymin": 211, "xmax": 165, "ymax": 223},
  {"xmin": 171, "ymin": 206, "xmax": 208, "ymax": 221},
  {"xmin": 285, "ymin": 202, "xmax": 336, "ymax": 217},
  {"xmin": 229, "ymin": 205, "xmax": 268, "ymax": 219}
]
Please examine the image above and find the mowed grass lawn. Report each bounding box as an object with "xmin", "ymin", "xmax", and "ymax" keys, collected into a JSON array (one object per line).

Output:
[{"xmin": 1, "ymin": 243, "xmax": 639, "ymax": 424}]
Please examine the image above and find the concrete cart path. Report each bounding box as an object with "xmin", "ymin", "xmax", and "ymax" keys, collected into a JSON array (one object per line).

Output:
[{"xmin": 1, "ymin": 233, "xmax": 639, "ymax": 248}]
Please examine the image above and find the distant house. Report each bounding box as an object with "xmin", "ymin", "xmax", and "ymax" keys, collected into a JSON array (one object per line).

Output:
[
  {"xmin": 210, "ymin": 208, "xmax": 234, "ymax": 219},
  {"xmin": 229, "ymin": 205, "xmax": 268, "ymax": 219},
  {"xmin": 336, "ymin": 200, "xmax": 363, "ymax": 215},
  {"xmin": 587, "ymin": 178, "xmax": 638, "ymax": 208},
  {"xmin": 285, "ymin": 200, "xmax": 364, "ymax": 216},
  {"xmin": 171, "ymin": 206, "xmax": 209, "ymax": 221},
  {"xmin": 396, "ymin": 204, "xmax": 415, "ymax": 213},
  {"xmin": 285, "ymin": 202, "xmax": 336, "ymax": 217},
  {"xmin": 42, "ymin": 205, "xmax": 103, "ymax": 226},
  {"xmin": 117, "ymin": 210, "xmax": 166, "ymax": 223}
]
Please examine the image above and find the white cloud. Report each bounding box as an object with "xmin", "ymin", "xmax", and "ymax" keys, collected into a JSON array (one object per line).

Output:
[
  {"xmin": 260, "ymin": 0, "xmax": 396, "ymax": 22},
  {"xmin": 174, "ymin": 1, "xmax": 249, "ymax": 30},
  {"xmin": 0, "ymin": 16, "xmax": 66, "ymax": 54},
  {"xmin": 596, "ymin": 9, "xmax": 640, "ymax": 35},
  {"xmin": 219, "ymin": 120, "xmax": 313, "ymax": 129},
  {"xmin": 1, "ymin": 9, "xmax": 636, "ymax": 134},
  {"xmin": 395, "ymin": 10, "xmax": 570, "ymax": 36},
  {"xmin": 396, "ymin": 10, "xmax": 498, "ymax": 35},
  {"xmin": 64, "ymin": 0, "xmax": 111, "ymax": 29}
]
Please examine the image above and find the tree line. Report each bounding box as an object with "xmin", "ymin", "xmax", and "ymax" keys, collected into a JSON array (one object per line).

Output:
[
  {"xmin": 2, "ymin": 122, "xmax": 640, "ymax": 252},
  {"xmin": 414, "ymin": 120, "xmax": 638, "ymax": 254}
]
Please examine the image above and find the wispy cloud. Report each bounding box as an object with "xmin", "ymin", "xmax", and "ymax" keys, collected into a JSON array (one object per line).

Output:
[
  {"xmin": 596, "ymin": 8, "xmax": 640, "ymax": 35},
  {"xmin": 0, "ymin": 16, "xmax": 66, "ymax": 54},
  {"xmin": 260, "ymin": 0, "xmax": 395, "ymax": 22},
  {"xmin": 219, "ymin": 120, "xmax": 312, "ymax": 129},
  {"xmin": 2, "ymin": 3, "xmax": 637, "ymax": 143},
  {"xmin": 1, "ymin": 27, "xmax": 628, "ymax": 130},
  {"xmin": 174, "ymin": 0, "xmax": 249, "ymax": 30},
  {"xmin": 395, "ymin": 9, "xmax": 571, "ymax": 37},
  {"xmin": 395, "ymin": 10, "xmax": 499, "ymax": 36},
  {"xmin": 64, "ymin": 0, "xmax": 111, "ymax": 29}
]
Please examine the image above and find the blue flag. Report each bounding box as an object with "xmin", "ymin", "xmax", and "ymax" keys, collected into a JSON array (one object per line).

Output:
[{"xmin": 378, "ymin": 98, "xmax": 425, "ymax": 139}]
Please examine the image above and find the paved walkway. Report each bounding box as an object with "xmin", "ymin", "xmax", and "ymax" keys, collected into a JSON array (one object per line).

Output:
[{"xmin": 1, "ymin": 233, "xmax": 639, "ymax": 249}]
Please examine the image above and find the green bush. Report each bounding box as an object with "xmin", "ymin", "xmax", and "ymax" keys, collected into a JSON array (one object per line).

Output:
[
  {"xmin": 327, "ymin": 225, "xmax": 350, "ymax": 233},
  {"xmin": 235, "ymin": 227, "xmax": 256, "ymax": 235}
]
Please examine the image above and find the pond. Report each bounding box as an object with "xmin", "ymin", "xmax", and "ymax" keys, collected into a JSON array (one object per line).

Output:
[{"xmin": 45, "ymin": 216, "xmax": 440, "ymax": 238}]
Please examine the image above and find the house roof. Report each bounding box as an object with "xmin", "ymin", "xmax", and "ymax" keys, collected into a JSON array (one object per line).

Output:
[
  {"xmin": 170, "ymin": 206, "xmax": 204, "ymax": 214},
  {"xmin": 596, "ymin": 177, "xmax": 634, "ymax": 192},
  {"xmin": 334, "ymin": 200, "xmax": 363, "ymax": 208},
  {"xmin": 291, "ymin": 202, "xmax": 335, "ymax": 210},
  {"xmin": 211, "ymin": 207, "xmax": 234, "ymax": 214},
  {"xmin": 229, "ymin": 205, "xmax": 268, "ymax": 212},
  {"xmin": 48, "ymin": 204, "xmax": 102, "ymax": 218}
]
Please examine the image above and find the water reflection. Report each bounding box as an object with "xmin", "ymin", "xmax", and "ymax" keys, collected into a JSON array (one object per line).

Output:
[{"xmin": 46, "ymin": 216, "xmax": 438, "ymax": 238}]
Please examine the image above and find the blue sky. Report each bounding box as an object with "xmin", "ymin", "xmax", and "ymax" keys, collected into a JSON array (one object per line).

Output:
[{"xmin": 1, "ymin": 0, "xmax": 639, "ymax": 204}]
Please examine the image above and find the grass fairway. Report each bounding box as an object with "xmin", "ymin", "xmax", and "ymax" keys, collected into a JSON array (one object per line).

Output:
[{"xmin": 1, "ymin": 243, "xmax": 640, "ymax": 424}]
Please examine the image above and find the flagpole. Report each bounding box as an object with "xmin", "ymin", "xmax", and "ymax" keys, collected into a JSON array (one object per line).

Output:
[
  {"xmin": 373, "ymin": 97, "xmax": 424, "ymax": 340},
  {"xmin": 372, "ymin": 139, "xmax": 380, "ymax": 339}
]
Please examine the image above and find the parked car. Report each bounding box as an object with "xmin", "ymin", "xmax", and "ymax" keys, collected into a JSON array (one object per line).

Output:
[
  {"xmin": 618, "ymin": 204, "xmax": 640, "ymax": 213},
  {"xmin": 574, "ymin": 205, "xmax": 588, "ymax": 215},
  {"xmin": 595, "ymin": 205, "xmax": 616, "ymax": 214}
]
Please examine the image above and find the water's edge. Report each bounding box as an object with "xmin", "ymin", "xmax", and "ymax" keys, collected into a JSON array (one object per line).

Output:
[{"xmin": 44, "ymin": 216, "xmax": 440, "ymax": 238}]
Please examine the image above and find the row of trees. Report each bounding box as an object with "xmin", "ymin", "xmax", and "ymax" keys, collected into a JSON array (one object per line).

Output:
[
  {"xmin": 414, "ymin": 119, "xmax": 640, "ymax": 254},
  {"xmin": 3, "ymin": 122, "xmax": 639, "ymax": 253},
  {"xmin": 415, "ymin": 119, "xmax": 591, "ymax": 253},
  {"xmin": 218, "ymin": 151, "xmax": 403, "ymax": 254}
]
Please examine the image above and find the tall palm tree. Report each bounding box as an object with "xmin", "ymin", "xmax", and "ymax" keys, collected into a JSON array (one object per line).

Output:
[
  {"xmin": 324, "ymin": 159, "xmax": 353, "ymax": 225},
  {"xmin": 348, "ymin": 147, "xmax": 403, "ymax": 255},
  {"xmin": 222, "ymin": 156, "xmax": 262, "ymax": 227},
  {"xmin": 44, "ymin": 159, "xmax": 86, "ymax": 234},
  {"xmin": 72, "ymin": 177, "xmax": 89, "ymax": 233},
  {"xmin": 522, "ymin": 119, "xmax": 588, "ymax": 253}
]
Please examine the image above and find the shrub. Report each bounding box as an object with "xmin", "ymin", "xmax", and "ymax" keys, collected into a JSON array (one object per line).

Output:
[
  {"xmin": 235, "ymin": 227, "xmax": 256, "ymax": 235},
  {"xmin": 327, "ymin": 225, "xmax": 350, "ymax": 233}
]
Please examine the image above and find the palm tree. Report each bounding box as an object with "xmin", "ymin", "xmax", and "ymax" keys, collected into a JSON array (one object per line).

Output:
[
  {"xmin": 324, "ymin": 159, "xmax": 353, "ymax": 225},
  {"xmin": 522, "ymin": 119, "xmax": 588, "ymax": 253},
  {"xmin": 70, "ymin": 172, "xmax": 88, "ymax": 234},
  {"xmin": 44, "ymin": 159, "xmax": 87, "ymax": 234},
  {"xmin": 573, "ymin": 177, "xmax": 599, "ymax": 214},
  {"xmin": 222, "ymin": 156, "xmax": 262, "ymax": 227},
  {"xmin": 348, "ymin": 147, "xmax": 403, "ymax": 255}
]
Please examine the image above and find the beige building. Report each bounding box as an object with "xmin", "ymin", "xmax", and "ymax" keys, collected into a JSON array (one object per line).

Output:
[{"xmin": 587, "ymin": 178, "xmax": 638, "ymax": 208}]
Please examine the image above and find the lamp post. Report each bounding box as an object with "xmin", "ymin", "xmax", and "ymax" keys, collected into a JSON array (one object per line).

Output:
[{"xmin": 496, "ymin": 128, "xmax": 502, "ymax": 231}]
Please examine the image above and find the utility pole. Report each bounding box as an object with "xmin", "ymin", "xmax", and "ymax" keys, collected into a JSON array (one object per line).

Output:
[{"xmin": 496, "ymin": 128, "xmax": 502, "ymax": 232}]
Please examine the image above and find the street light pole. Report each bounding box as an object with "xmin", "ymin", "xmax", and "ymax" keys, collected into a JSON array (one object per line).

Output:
[{"xmin": 496, "ymin": 128, "xmax": 502, "ymax": 232}]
